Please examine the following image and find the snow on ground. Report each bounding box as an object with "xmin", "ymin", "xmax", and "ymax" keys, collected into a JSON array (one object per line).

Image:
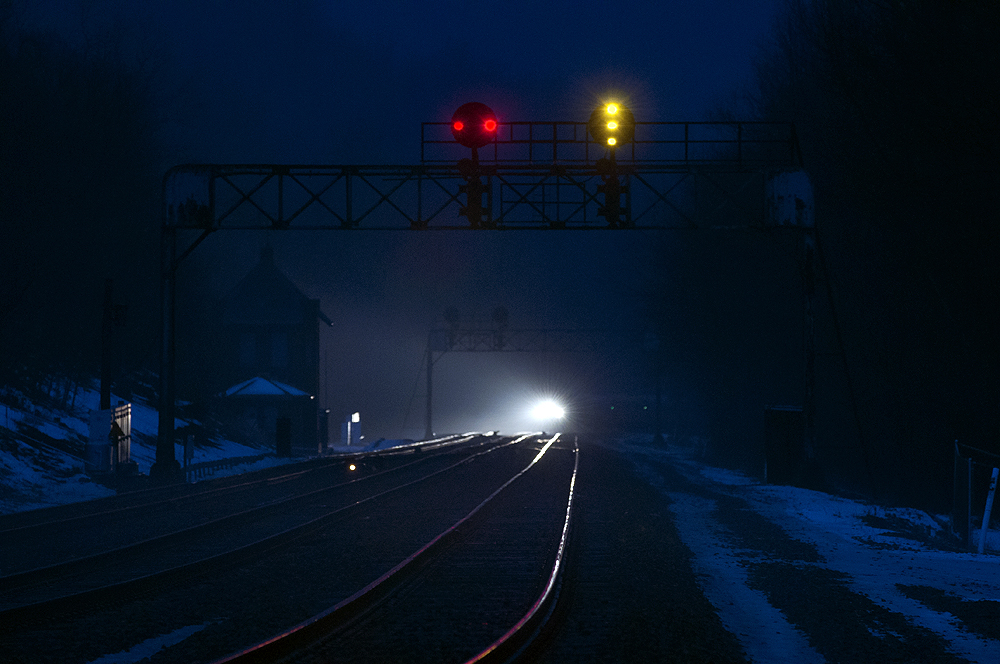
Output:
[
  {"xmin": 0, "ymin": 438, "xmax": 117, "ymax": 515},
  {"xmin": 0, "ymin": 379, "xmax": 466, "ymax": 515},
  {"xmin": 0, "ymin": 384, "xmax": 299, "ymax": 515},
  {"xmin": 617, "ymin": 437, "xmax": 1000, "ymax": 664},
  {"xmin": 83, "ymin": 623, "xmax": 213, "ymax": 664}
]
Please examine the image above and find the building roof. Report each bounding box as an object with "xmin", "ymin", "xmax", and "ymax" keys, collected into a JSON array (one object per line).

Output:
[
  {"xmin": 218, "ymin": 377, "xmax": 312, "ymax": 398},
  {"xmin": 221, "ymin": 245, "xmax": 332, "ymax": 327}
]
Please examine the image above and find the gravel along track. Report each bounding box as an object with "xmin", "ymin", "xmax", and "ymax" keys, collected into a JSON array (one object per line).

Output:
[
  {"xmin": 248, "ymin": 435, "xmax": 579, "ymax": 664},
  {"xmin": 0, "ymin": 434, "xmax": 552, "ymax": 663},
  {"xmin": 537, "ymin": 438, "xmax": 750, "ymax": 664}
]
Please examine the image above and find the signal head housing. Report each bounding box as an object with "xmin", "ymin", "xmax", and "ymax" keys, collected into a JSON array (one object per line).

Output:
[
  {"xmin": 588, "ymin": 102, "xmax": 635, "ymax": 148},
  {"xmin": 452, "ymin": 102, "xmax": 499, "ymax": 149}
]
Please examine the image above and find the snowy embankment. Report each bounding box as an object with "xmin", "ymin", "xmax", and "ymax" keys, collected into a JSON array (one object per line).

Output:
[
  {"xmin": 0, "ymin": 384, "xmax": 293, "ymax": 515},
  {"xmin": 620, "ymin": 437, "xmax": 1000, "ymax": 664}
]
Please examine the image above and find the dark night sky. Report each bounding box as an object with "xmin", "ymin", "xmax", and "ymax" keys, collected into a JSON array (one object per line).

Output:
[{"xmin": 27, "ymin": 0, "xmax": 789, "ymax": 440}]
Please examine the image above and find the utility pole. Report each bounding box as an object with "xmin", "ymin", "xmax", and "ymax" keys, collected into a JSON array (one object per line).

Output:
[
  {"xmin": 425, "ymin": 338, "xmax": 433, "ymax": 440},
  {"xmin": 153, "ymin": 226, "xmax": 181, "ymax": 483}
]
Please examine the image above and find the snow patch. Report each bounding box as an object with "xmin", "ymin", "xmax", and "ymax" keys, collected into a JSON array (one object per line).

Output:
[
  {"xmin": 1, "ymin": 384, "xmax": 285, "ymax": 514},
  {"xmin": 619, "ymin": 439, "xmax": 1000, "ymax": 664},
  {"xmin": 83, "ymin": 622, "xmax": 211, "ymax": 664}
]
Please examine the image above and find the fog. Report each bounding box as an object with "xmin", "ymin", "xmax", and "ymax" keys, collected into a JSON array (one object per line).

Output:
[
  {"xmin": 99, "ymin": 0, "xmax": 783, "ymax": 440},
  {"xmin": 6, "ymin": 0, "xmax": 801, "ymax": 460}
]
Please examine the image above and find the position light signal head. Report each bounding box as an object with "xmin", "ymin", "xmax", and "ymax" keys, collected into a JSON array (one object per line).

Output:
[
  {"xmin": 588, "ymin": 101, "xmax": 635, "ymax": 148},
  {"xmin": 451, "ymin": 102, "xmax": 499, "ymax": 149}
]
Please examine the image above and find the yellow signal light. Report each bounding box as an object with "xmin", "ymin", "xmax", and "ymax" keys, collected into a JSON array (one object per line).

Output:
[{"xmin": 588, "ymin": 102, "xmax": 634, "ymax": 147}]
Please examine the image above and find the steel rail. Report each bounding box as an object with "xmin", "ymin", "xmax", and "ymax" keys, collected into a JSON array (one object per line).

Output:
[
  {"xmin": 0, "ymin": 434, "xmax": 482, "ymax": 590},
  {"xmin": 0, "ymin": 459, "xmax": 322, "ymax": 537},
  {"xmin": 464, "ymin": 436, "xmax": 579, "ymax": 663},
  {"xmin": 0, "ymin": 433, "xmax": 470, "ymax": 537},
  {"xmin": 210, "ymin": 433, "xmax": 562, "ymax": 664},
  {"xmin": 0, "ymin": 435, "xmax": 515, "ymax": 625}
]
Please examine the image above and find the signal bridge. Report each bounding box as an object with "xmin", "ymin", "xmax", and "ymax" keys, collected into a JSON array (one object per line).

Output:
[
  {"xmin": 164, "ymin": 103, "xmax": 804, "ymax": 235},
  {"xmin": 154, "ymin": 101, "xmax": 813, "ymax": 481}
]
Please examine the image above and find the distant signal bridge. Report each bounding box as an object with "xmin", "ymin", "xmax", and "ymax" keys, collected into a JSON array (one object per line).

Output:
[
  {"xmin": 424, "ymin": 327, "xmax": 650, "ymax": 439},
  {"xmin": 428, "ymin": 328, "xmax": 628, "ymax": 353}
]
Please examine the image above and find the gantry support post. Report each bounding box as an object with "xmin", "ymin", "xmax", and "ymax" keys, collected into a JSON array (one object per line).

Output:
[{"xmin": 425, "ymin": 337, "xmax": 434, "ymax": 440}]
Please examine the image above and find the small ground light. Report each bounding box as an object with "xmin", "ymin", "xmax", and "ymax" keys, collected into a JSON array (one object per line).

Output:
[
  {"xmin": 607, "ymin": 104, "xmax": 618, "ymax": 114},
  {"xmin": 484, "ymin": 119, "xmax": 497, "ymax": 131},
  {"xmin": 453, "ymin": 121, "xmax": 464, "ymax": 131}
]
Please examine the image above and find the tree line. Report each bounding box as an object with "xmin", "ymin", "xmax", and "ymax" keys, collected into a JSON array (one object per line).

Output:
[
  {"xmin": 0, "ymin": 2, "xmax": 166, "ymax": 401},
  {"xmin": 742, "ymin": 0, "xmax": 999, "ymax": 508}
]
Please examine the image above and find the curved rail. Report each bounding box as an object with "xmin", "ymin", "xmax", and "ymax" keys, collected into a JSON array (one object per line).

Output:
[
  {"xmin": 210, "ymin": 433, "xmax": 575, "ymax": 664},
  {"xmin": 464, "ymin": 437, "xmax": 579, "ymax": 663}
]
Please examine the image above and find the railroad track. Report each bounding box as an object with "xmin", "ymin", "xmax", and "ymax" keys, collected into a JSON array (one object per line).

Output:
[
  {"xmin": 0, "ymin": 433, "xmax": 472, "ymax": 539},
  {"xmin": 0, "ymin": 433, "xmax": 503, "ymax": 624},
  {"xmin": 1, "ymin": 433, "xmax": 576, "ymax": 664},
  {"xmin": 213, "ymin": 434, "xmax": 578, "ymax": 664}
]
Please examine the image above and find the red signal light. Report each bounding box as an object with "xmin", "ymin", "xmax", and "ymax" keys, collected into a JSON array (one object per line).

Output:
[{"xmin": 451, "ymin": 102, "xmax": 498, "ymax": 149}]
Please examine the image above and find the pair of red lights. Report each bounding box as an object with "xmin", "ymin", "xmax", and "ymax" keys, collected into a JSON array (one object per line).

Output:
[
  {"xmin": 451, "ymin": 102, "xmax": 499, "ymax": 149},
  {"xmin": 452, "ymin": 119, "xmax": 497, "ymax": 132},
  {"xmin": 452, "ymin": 100, "xmax": 635, "ymax": 150}
]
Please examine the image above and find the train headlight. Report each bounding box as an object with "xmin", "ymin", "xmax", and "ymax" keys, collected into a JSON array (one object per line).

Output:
[{"xmin": 531, "ymin": 399, "xmax": 565, "ymax": 421}]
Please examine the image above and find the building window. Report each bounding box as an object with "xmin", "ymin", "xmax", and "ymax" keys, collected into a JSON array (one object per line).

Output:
[{"xmin": 271, "ymin": 331, "xmax": 288, "ymax": 368}]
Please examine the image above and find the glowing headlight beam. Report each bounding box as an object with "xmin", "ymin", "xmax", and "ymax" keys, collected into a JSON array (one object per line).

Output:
[{"xmin": 531, "ymin": 399, "xmax": 566, "ymax": 421}]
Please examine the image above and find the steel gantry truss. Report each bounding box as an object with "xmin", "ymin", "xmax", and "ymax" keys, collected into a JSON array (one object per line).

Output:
[
  {"xmin": 163, "ymin": 121, "xmax": 801, "ymax": 232},
  {"xmin": 153, "ymin": 120, "xmax": 809, "ymax": 481}
]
